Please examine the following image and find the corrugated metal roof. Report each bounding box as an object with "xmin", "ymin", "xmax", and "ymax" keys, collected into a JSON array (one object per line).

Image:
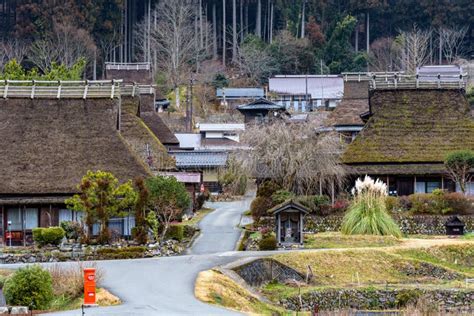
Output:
[
  {"xmin": 175, "ymin": 133, "xmax": 202, "ymax": 149},
  {"xmin": 216, "ymin": 88, "xmax": 265, "ymax": 99},
  {"xmin": 198, "ymin": 123, "xmax": 245, "ymax": 132},
  {"xmin": 417, "ymin": 65, "xmax": 463, "ymax": 82},
  {"xmin": 269, "ymin": 76, "xmax": 344, "ymax": 100},
  {"xmin": 170, "ymin": 150, "xmax": 228, "ymax": 168}
]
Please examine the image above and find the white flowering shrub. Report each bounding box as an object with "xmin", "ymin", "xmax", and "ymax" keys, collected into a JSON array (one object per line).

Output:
[{"xmin": 342, "ymin": 176, "xmax": 401, "ymax": 237}]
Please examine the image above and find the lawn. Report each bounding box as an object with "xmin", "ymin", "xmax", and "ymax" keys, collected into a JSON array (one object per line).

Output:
[{"xmin": 304, "ymin": 232, "xmax": 402, "ymax": 249}]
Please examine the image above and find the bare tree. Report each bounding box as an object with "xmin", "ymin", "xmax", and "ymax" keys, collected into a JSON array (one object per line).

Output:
[
  {"xmin": 29, "ymin": 20, "xmax": 96, "ymax": 73},
  {"xmin": 439, "ymin": 26, "xmax": 468, "ymax": 64},
  {"xmin": 0, "ymin": 39, "xmax": 29, "ymax": 67},
  {"xmin": 397, "ymin": 26, "xmax": 432, "ymax": 74},
  {"xmin": 236, "ymin": 36, "xmax": 278, "ymax": 84},
  {"xmin": 138, "ymin": 0, "xmax": 209, "ymax": 108},
  {"xmin": 368, "ymin": 37, "xmax": 402, "ymax": 72},
  {"xmin": 238, "ymin": 121, "xmax": 346, "ymax": 195}
]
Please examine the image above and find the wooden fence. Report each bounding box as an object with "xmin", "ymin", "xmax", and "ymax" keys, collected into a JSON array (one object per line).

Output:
[
  {"xmin": 105, "ymin": 62, "xmax": 151, "ymax": 71},
  {"xmin": 0, "ymin": 80, "xmax": 156, "ymax": 99}
]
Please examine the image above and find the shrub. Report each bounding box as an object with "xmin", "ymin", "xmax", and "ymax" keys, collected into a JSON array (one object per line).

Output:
[
  {"xmin": 47, "ymin": 263, "xmax": 103, "ymax": 298},
  {"xmin": 385, "ymin": 196, "xmax": 402, "ymax": 212},
  {"xmin": 271, "ymin": 190, "xmax": 294, "ymax": 205},
  {"xmin": 257, "ymin": 181, "xmax": 281, "ymax": 198},
  {"xmin": 42, "ymin": 227, "xmax": 66, "ymax": 246},
  {"xmin": 395, "ymin": 289, "xmax": 423, "ymax": 307},
  {"xmin": 444, "ymin": 192, "xmax": 474, "ymax": 215},
  {"xmin": 96, "ymin": 246, "xmax": 146, "ymax": 259},
  {"xmin": 408, "ymin": 191, "xmax": 473, "ymax": 215},
  {"xmin": 60, "ymin": 221, "xmax": 83, "ymax": 240},
  {"xmin": 0, "ymin": 275, "xmax": 7, "ymax": 289},
  {"xmin": 196, "ymin": 189, "xmax": 210, "ymax": 209},
  {"xmin": 341, "ymin": 176, "xmax": 402, "ymax": 237},
  {"xmin": 296, "ymin": 195, "xmax": 332, "ymax": 215},
  {"xmin": 258, "ymin": 235, "xmax": 277, "ymax": 250},
  {"xmin": 4, "ymin": 265, "xmax": 54, "ymax": 310},
  {"xmin": 331, "ymin": 199, "xmax": 349, "ymax": 214},
  {"xmin": 166, "ymin": 225, "xmax": 184, "ymax": 241},
  {"xmin": 33, "ymin": 227, "xmax": 66, "ymax": 247},
  {"xmin": 250, "ymin": 196, "xmax": 273, "ymax": 223}
]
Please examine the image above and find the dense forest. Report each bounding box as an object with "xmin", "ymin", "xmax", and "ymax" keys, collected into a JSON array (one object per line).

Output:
[{"xmin": 0, "ymin": 0, "xmax": 472, "ymax": 89}]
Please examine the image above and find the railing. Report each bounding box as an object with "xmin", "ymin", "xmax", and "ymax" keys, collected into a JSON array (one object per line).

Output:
[
  {"xmin": 121, "ymin": 84, "xmax": 155, "ymax": 97},
  {"xmin": 369, "ymin": 73, "xmax": 468, "ymax": 90},
  {"xmin": 342, "ymin": 72, "xmax": 405, "ymax": 82},
  {"xmin": 105, "ymin": 62, "xmax": 151, "ymax": 71},
  {"xmin": 0, "ymin": 80, "xmax": 123, "ymax": 99}
]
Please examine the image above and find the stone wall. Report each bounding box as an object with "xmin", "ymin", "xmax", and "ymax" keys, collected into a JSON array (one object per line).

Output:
[
  {"xmin": 303, "ymin": 215, "xmax": 474, "ymax": 235},
  {"xmin": 232, "ymin": 258, "xmax": 304, "ymax": 287},
  {"xmin": 280, "ymin": 288, "xmax": 474, "ymax": 312}
]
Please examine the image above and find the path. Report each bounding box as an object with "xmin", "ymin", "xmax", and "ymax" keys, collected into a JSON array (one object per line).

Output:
[{"xmin": 4, "ymin": 195, "xmax": 254, "ymax": 316}]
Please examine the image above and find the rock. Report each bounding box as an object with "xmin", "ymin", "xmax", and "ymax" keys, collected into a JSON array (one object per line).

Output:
[
  {"xmin": 10, "ymin": 306, "xmax": 28, "ymax": 314},
  {"xmin": 60, "ymin": 247, "xmax": 73, "ymax": 252},
  {"xmin": 0, "ymin": 307, "xmax": 8, "ymax": 314}
]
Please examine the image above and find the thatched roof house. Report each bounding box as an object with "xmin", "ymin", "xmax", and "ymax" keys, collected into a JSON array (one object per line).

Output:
[
  {"xmin": 342, "ymin": 88, "xmax": 474, "ymax": 196},
  {"xmin": 0, "ymin": 89, "xmax": 177, "ymax": 244}
]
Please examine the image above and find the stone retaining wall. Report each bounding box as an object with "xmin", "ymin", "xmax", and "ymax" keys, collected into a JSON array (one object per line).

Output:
[
  {"xmin": 280, "ymin": 288, "xmax": 474, "ymax": 312},
  {"xmin": 261, "ymin": 215, "xmax": 474, "ymax": 235},
  {"xmin": 232, "ymin": 258, "xmax": 304, "ymax": 287}
]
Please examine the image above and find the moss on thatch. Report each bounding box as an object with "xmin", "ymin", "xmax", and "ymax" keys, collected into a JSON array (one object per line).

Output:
[
  {"xmin": 343, "ymin": 89, "xmax": 474, "ymax": 164},
  {"xmin": 0, "ymin": 98, "xmax": 149, "ymax": 195}
]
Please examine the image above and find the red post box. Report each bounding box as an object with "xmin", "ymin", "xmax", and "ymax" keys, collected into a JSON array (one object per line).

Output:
[{"xmin": 84, "ymin": 268, "xmax": 97, "ymax": 306}]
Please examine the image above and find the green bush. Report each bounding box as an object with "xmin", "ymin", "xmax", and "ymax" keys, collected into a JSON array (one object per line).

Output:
[
  {"xmin": 385, "ymin": 196, "xmax": 402, "ymax": 212},
  {"xmin": 182, "ymin": 225, "xmax": 197, "ymax": 239},
  {"xmin": 258, "ymin": 235, "xmax": 277, "ymax": 250},
  {"xmin": 4, "ymin": 265, "xmax": 54, "ymax": 310},
  {"xmin": 96, "ymin": 246, "xmax": 146, "ymax": 259},
  {"xmin": 295, "ymin": 195, "xmax": 332, "ymax": 215},
  {"xmin": 395, "ymin": 289, "xmax": 423, "ymax": 307},
  {"xmin": 166, "ymin": 225, "xmax": 184, "ymax": 241},
  {"xmin": 408, "ymin": 190, "xmax": 473, "ymax": 215},
  {"xmin": 250, "ymin": 196, "xmax": 273, "ymax": 223},
  {"xmin": 33, "ymin": 227, "xmax": 65, "ymax": 246},
  {"xmin": 60, "ymin": 221, "xmax": 82, "ymax": 240},
  {"xmin": 257, "ymin": 181, "xmax": 281, "ymax": 198},
  {"xmin": 271, "ymin": 190, "xmax": 295, "ymax": 204}
]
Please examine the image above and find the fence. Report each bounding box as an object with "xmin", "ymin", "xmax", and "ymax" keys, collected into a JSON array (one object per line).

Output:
[
  {"xmin": 0, "ymin": 80, "xmax": 156, "ymax": 99},
  {"xmin": 0, "ymin": 80, "xmax": 123, "ymax": 99},
  {"xmin": 368, "ymin": 73, "xmax": 468, "ymax": 90},
  {"xmin": 342, "ymin": 72, "xmax": 404, "ymax": 82},
  {"xmin": 105, "ymin": 62, "xmax": 151, "ymax": 71}
]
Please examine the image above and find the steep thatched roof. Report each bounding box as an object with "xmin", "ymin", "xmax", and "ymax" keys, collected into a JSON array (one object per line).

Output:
[
  {"xmin": 343, "ymin": 89, "xmax": 474, "ymax": 167},
  {"xmin": 136, "ymin": 94, "xmax": 179, "ymax": 146},
  {"xmin": 325, "ymin": 81, "xmax": 369, "ymax": 127},
  {"xmin": 121, "ymin": 96, "xmax": 176, "ymax": 171},
  {"xmin": 0, "ymin": 98, "xmax": 150, "ymax": 195}
]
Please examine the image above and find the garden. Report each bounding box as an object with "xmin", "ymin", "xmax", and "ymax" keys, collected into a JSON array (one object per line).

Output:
[{"xmin": 0, "ymin": 171, "xmax": 212, "ymax": 264}]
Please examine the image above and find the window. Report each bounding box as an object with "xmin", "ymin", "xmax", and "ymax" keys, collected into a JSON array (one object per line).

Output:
[
  {"xmin": 426, "ymin": 181, "xmax": 441, "ymax": 193},
  {"xmin": 59, "ymin": 209, "xmax": 73, "ymax": 223},
  {"xmin": 24, "ymin": 208, "xmax": 39, "ymax": 229},
  {"xmin": 7, "ymin": 208, "xmax": 22, "ymax": 230}
]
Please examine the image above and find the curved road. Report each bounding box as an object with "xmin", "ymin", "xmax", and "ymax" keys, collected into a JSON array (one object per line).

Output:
[{"xmin": 5, "ymin": 196, "xmax": 254, "ymax": 315}]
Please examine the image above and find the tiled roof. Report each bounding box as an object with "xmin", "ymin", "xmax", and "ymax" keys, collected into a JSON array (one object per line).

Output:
[
  {"xmin": 170, "ymin": 151, "xmax": 228, "ymax": 168},
  {"xmin": 237, "ymin": 98, "xmax": 286, "ymax": 110}
]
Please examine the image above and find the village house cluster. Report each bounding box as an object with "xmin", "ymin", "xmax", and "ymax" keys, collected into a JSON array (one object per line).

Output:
[{"xmin": 0, "ymin": 62, "xmax": 472, "ymax": 246}]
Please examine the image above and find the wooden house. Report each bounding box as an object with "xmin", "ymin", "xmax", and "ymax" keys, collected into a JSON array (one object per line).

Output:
[
  {"xmin": 342, "ymin": 87, "xmax": 474, "ymax": 196},
  {"xmin": 237, "ymin": 98, "xmax": 288, "ymax": 124}
]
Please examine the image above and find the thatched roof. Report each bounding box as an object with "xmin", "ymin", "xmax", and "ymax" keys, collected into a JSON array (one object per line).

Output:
[
  {"xmin": 325, "ymin": 81, "xmax": 369, "ymax": 127},
  {"xmin": 343, "ymin": 89, "xmax": 474, "ymax": 167},
  {"xmin": 136, "ymin": 94, "xmax": 179, "ymax": 146},
  {"xmin": 0, "ymin": 98, "xmax": 150, "ymax": 195},
  {"xmin": 121, "ymin": 96, "xmax": 176, "ymax": 171}
]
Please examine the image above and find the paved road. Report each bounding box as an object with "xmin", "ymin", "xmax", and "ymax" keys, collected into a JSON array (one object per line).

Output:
[{"xmin": 4, "ymin": 196, "xmax": 255, "ymax": 316}]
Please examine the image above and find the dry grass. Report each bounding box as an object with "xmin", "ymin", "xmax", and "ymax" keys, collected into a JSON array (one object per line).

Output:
[
  {"xmin": 304, "ymin": 232, "xmax": 402, "ymax": 249},
  {"xmin": 195, "ymin": 270, "xmax": 285, "ymax": 315},
  {"xmin": 47, "ymin": 262, "xmax": 104, "ymax": 298},
  {"xmin": 96, "ymin": 288, "xmax": 121, "ymax": 306}
]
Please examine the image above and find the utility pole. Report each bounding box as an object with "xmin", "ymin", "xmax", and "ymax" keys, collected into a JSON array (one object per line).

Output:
[{"xmin": 186, "ymin": 75, "xmax": 195, "ymax": 132}]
